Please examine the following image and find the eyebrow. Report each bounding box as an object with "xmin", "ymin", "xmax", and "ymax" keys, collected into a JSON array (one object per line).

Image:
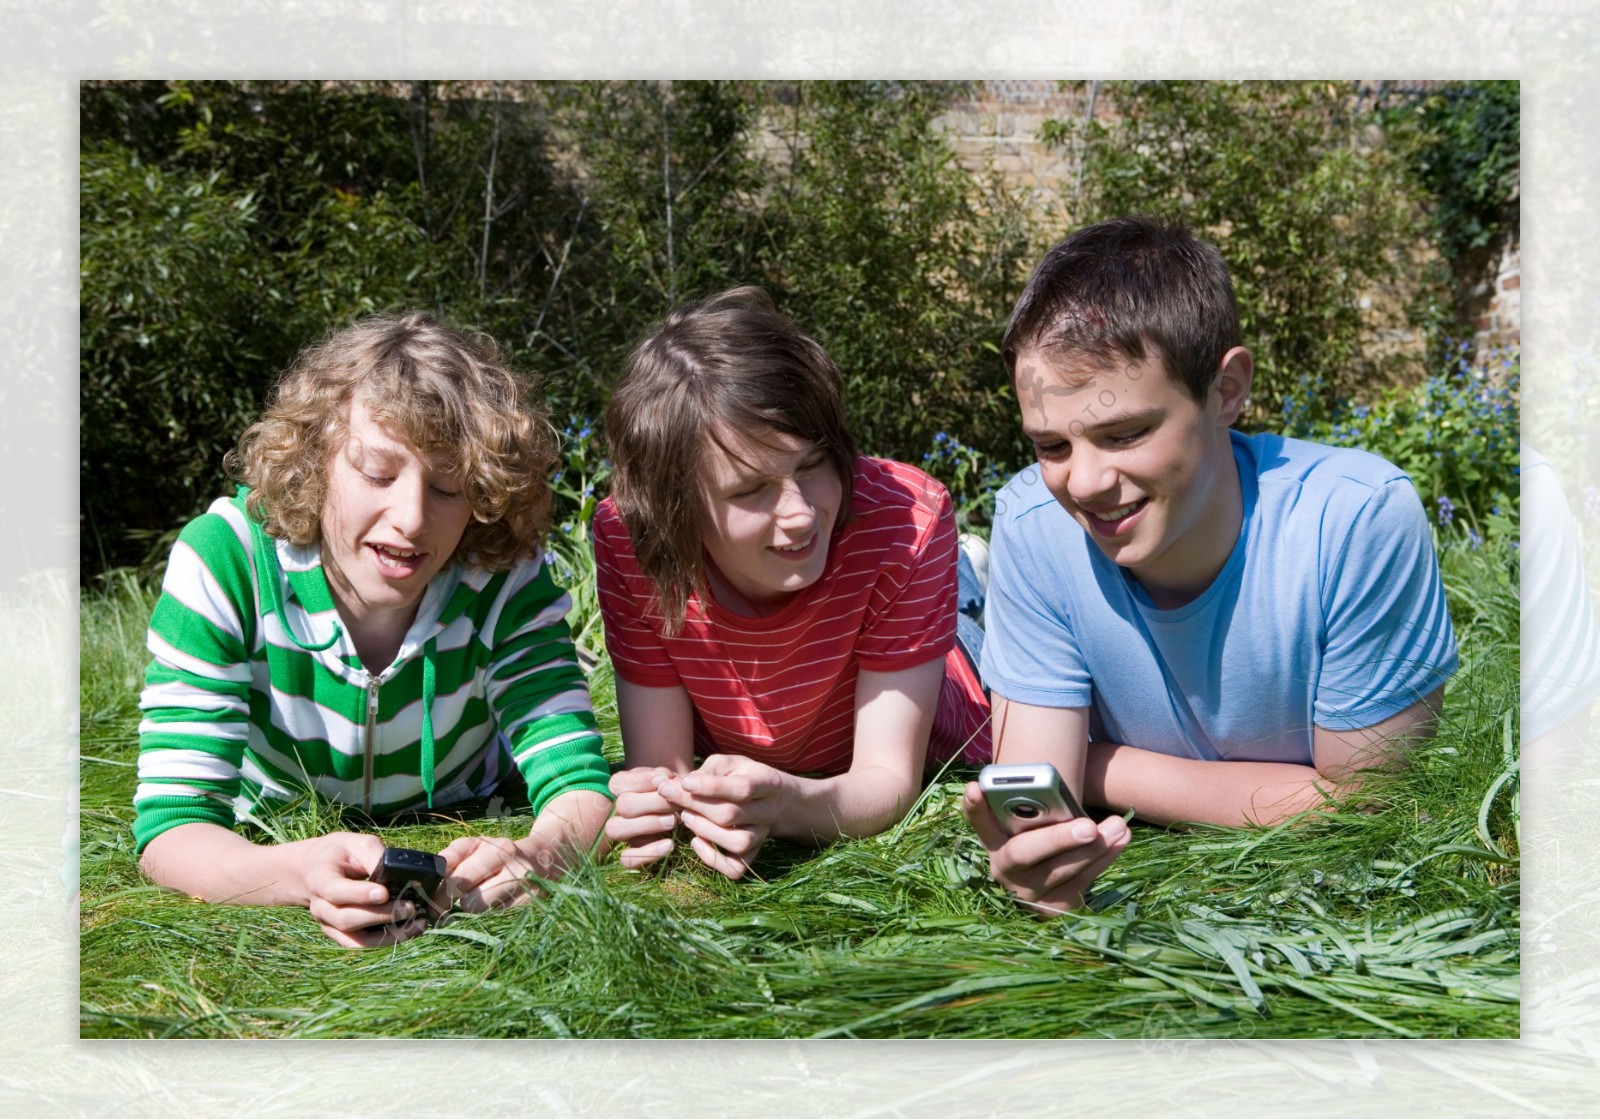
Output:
[
  {"xmin": 1022, "ymin": 405, "xmax": 1162, "ymax": 442},
  {"xmin": 712, "ymin": 443, "xmax": 822, "ymax": 485}
]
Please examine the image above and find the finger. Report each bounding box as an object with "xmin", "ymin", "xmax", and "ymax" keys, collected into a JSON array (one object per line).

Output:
[
  {"xmin": 438, "ymin": 835, "xmax": 483, "ymax": 871},
  {"xmin": 609, "ymin": 766, "xmax": 677, "ymax": 796},
  {"xmin": 310, "ymin": 895, "xmax": 417, "ymax": 933},
  {"xmin": 605, "ymin": 812, "xmax": 678, "ymax": 844},
  {"xmin": 677, "ymin": 772, "xmax": 760, "ymax": 802},
  {"xmin": 323, "ymin": 915, "xmax": 427, "ymax": 949},
  {"xmin": 614, "ymin": 789, "xmax": 676, "ymax": 818},
  {"xmin": 663, "ymin": 794, "xmax": 751, "ymax": 829},
  {"xmin": 1036, "ymin": 818, "xmax": 1130, "ymax": 898},
  {"xmin": 446, "ymin": 839, "xmax": 516, "ymax": 894},
  {"xmin": 679, "ymin": 809, "xmax": 765, "ymax": 859},
  {"xmin": 327, "ymin": 831, "xmax": 387, "ymax": 878},
  {"xmin": 991, "ymin": 816, "xmax": 1105, "ymax": 880},
  {"xmin": 459, "ymin": 870, "xmax": 540, "ymax": 913},
  {"xmin": 310, "ymin": 866, "xmax": 394, "ymax": 909},
  {"xmin": 616, "ymin": 836, "xmax": 674, "ymax": 869},
  {"xmin": 693, "ymin": 753, "xmax": 767, "ymax": 780},
  {"xmin": 688, "ymin": 834, "xmax": 751, "ymax": 880}
]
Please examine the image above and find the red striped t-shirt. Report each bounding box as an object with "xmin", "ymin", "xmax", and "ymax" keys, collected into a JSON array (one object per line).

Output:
[{"xmin": 593, "ymin": 456, "xmax": 991, "ymax": 775}]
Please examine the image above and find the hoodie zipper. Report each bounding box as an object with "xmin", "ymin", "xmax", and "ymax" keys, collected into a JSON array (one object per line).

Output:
[{"xmin": 362, "ymin": 677, "xmax": 380, "ymax": 814}]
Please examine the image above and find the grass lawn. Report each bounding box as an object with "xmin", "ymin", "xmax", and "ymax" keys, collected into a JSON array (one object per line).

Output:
[{"xmin": 77, "ymin": 532, "xmax": 1519, "ymax": 1039}]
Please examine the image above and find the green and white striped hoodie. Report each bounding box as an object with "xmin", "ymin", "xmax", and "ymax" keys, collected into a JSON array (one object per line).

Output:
[{"xmin": 133, "ymin": 491, "xmax": 610, "ymax": 852}]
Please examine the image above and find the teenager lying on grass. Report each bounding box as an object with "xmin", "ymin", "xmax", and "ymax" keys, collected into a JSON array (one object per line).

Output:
[
  {"xmin": 134, "ymin": 314, "xmax": 613, "ymax": 946},
  {"xmin": 964, "ymin": 216, "xmax": 1460, "ymax": 916},
  {"xmin": 597, "ymin": 287, "xmax": 992, "ymax": 879}
]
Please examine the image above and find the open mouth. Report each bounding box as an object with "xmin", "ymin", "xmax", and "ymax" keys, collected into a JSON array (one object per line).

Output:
[
  {"xmin": 770, "ymin": 534, "xmax": 819, "ymax": 561},
  {"xmin": 369, "ymin": 542, "xmax": 427, "ymax": 575},
  {"xmin": 1082, "ymin": 498, "xmax": 1148, "ymax": 537}
]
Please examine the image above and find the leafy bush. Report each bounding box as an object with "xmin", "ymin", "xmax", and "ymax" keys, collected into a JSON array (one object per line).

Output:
[
  {"xmin": 920, "ymin": 430, "xmax": 1009, "ymax": 538},
  {"xmin": 1282, "ymin": 343, "xmax": 1520, "ymax": 537},
  {"xmin": 757, "ymin": 83, "xmax": 1035, "ymax": 471},
  {"xmin": 79, "ymin": 80, "xmax": 1036, "ymax": 580},
  {"xmin": 1041, "ymin": 81, "xmax": 1432, "ymax": 427},
  {"xmin": 1378, "ymin": 81, "xmax": 1519, "ymax": 261}
]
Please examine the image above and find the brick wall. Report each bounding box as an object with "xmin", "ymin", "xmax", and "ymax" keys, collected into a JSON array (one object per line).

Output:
[
  {"xmin": 936, "ymin": 81, "xmax": 1089, "ymax": 220},
  {"xmin": 1474, "ymin": 238, "xmax": 1521, "ymax": 352}
]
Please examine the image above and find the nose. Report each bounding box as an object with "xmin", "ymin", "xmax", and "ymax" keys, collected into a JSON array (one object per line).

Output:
[
  {"xmin": 386, "ymin": 472, "xmax": 429, "ymax": 540},
  {"xmin": 773, "ymin": 476, "xmax": 816, "ymax": 530},
  {"xmin": 1061, "ymin": 445, "xmax": 1119, "ymax": 508}
]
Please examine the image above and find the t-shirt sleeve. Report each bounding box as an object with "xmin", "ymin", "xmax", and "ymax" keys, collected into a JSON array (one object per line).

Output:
[
  {"xmin": 592, "ymin": 502, "xmax": 684, "ymax": 688},
  {"xmin": 485, "ymin": 559, "xmax": 613, "ymax": 812},
  {"xmin": 1315, "ymin": 477, "xmax": 1459, "ymax": 730},
  {"xmin": 978, "ymin": 495, "xmax": 1095, "ymax": 709},
  {"xmin": 133, "ymin": 510, "xmax": 256, "ymax": 853},
  {"xmin": 850, "ymin": 482, "xmax": 958, "ymax": 672}
]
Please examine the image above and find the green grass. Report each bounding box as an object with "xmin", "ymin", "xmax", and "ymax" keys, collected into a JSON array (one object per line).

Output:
[{"xmin": 78, "ymin": 534, "xmax": 1520, "ymax": 1039}]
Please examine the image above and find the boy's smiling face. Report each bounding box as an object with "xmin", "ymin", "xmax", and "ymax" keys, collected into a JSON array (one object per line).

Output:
[{"xmin": 1013, "ymin": 345, "xmax": 1251, "ymax": 608}]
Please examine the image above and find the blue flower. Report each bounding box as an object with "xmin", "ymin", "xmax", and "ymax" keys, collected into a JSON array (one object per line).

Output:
[
  {"xmin": 1436, "ymin": 496, "xmax": 1455, "ymax": 527},
  {"xmin": 1467, "ymin": 527, "xmax": 1482, "ymax": 550}
]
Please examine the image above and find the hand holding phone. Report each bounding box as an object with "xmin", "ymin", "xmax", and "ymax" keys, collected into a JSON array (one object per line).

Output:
[
  {"xmin": 369, "ymin": 847, "xmax": 449, "ymax": 927},
  {"xmin": 978, "ymin": 762, "xmax": 1087, "ymax": 835}
]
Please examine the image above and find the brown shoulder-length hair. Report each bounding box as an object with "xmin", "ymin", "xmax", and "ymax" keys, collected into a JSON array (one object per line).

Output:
[
  {"xmin": 227, "ymin": 311, "xmax": 557, "ymax": 571},
  {"xmin": 605, "ymin": 286, "xmax": 859, "ymax": 630}
]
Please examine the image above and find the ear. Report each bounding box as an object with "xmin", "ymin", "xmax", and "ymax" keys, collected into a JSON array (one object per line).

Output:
[{"xmin": 1211, "ymin": 347, "xmax": 1254, "ymax": 427}]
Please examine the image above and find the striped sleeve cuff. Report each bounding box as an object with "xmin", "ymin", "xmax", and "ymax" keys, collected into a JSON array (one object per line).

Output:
[
  {"xmin": 132, "ymin": 793, "xmax": 238, "ymax": 854},
  {"xmin": 515, "ymin": 732, "xmax": 615, "ymax": 815}
]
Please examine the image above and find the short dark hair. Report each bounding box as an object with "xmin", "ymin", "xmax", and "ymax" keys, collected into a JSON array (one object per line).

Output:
[
  {"xmin": 605, "ymin": 286, "xmax": 859, "ymax": 630},
  {"xmin": 1001, "ymin": 216, "xmax": 1242, "ymax": 403}
]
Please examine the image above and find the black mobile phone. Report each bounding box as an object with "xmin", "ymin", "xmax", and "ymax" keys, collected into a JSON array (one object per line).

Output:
[
  {"xmin": 371, "ymin": 847, "xmax": 448, "ymax": 926},
  {"xmin": 978, "ymin": 762, "xmax": 1088, "ymax": 835}
]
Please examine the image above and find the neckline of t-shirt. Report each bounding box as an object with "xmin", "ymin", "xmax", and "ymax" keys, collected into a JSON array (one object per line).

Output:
[
  {"xmin": 1128, "ymin": 436, "xmax": 1258, "ymax": 624},
  {"xmin": 699, "ymin": 548, "xmax": 841, "ymax": 631}
]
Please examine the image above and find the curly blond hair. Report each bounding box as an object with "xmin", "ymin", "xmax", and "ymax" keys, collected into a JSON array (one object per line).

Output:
[{"xmin": 227, "ymin": 312, "xmax": 556, "ymax": 571}]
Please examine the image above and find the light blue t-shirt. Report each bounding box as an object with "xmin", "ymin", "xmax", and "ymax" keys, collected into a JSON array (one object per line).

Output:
[{"xmin": 981, "ymin": 431, "xmax": 1459, "ymax": 765}]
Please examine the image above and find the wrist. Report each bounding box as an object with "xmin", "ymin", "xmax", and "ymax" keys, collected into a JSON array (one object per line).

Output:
[{"xmin": 532, "ymin": 788, "xmax": 613, "ymax": 849}]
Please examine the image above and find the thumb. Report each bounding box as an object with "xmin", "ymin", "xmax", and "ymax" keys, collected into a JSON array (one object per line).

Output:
[{"xmin": 961, "ymin": 782, "xmax": 1010, "ymax": 852}]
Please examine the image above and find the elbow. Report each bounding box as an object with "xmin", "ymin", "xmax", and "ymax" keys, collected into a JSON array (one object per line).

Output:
[{"xmin": 1246, "ymin": 778, "xmax": 1352, "ymax": 827}]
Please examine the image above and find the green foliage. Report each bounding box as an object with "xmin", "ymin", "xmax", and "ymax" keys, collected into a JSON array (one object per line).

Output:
[
  {"xmin": 920, "ymin": 429, "xmax": 1008, "ymax": 537},
  {"xmin": 1282, "ymin": 343, "xmax": 1520, "ymax": 536},
  {"xmin": 759, "ymin": 83, "xmax": 1035, "ymax": 470},
  {"xmin": 1379, "ymin": 81, "xmax": 1519, "ymax": 261},
  {"xmin": 1044, "ymin": 81, "xmax": 1430, "ymax": 427},
  {"xmin": 80, "ymin": 80, "xmax": 564, "ymax": 576},
  {"xmin": 80, "ymin": 80, "xmax": 1035, "ymax": 581}
]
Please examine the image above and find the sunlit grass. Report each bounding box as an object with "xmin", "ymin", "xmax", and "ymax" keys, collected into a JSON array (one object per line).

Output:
[{"xmin": 78, "ymin": 537, "xmax": 1519, "ymax": 1039}]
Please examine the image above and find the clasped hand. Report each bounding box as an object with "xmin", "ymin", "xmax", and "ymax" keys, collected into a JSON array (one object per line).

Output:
[{"xmin": 605, "ymin": 754, "xmax": 790, "ymax": 879}]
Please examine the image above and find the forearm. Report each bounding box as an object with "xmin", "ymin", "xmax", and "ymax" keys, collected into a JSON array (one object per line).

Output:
[
  {"xmin": 139, "ymin": 822, "xmax": 319, "ymax": 906},
  {"xmin": 768, "ymin": 765, "xmax": 917, "ymax": 845},
  {"xmin": 528, "ymin": 788, "xmax": 615, "ymax": 858},
  {"xmin": 1085, "ymin": 743, "xmax": 1347, "ymax": 827}
]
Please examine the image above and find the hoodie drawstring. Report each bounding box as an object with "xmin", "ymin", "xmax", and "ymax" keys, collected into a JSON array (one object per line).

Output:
[{"xmin": 420, "ymin": 637, "xmax": 437, "ymax": 809}]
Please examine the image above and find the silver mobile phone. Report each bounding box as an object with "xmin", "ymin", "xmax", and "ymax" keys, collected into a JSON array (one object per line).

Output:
[{"xmin": 978, "ymin": 762, "xmax": 1087, "ymax": 834}]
